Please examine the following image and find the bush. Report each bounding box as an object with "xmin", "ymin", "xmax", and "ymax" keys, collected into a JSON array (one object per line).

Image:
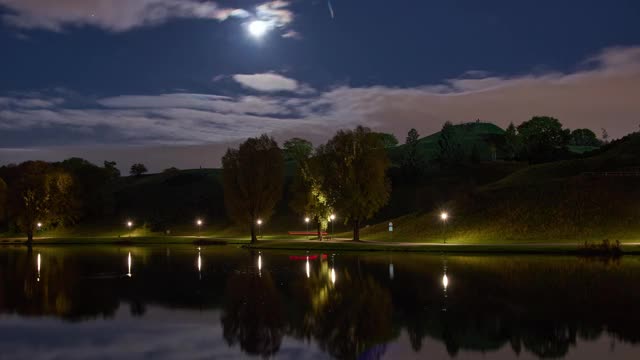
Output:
[{"xmin": 579, "ymin": 239, "xmax": 622, "ymax": 257}]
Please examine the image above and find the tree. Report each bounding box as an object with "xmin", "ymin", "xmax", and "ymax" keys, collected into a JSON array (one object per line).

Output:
[
  {"xmin": 374, "ymin": 133, "xmax": 399, "ymax": 148},
  {"xmin": 317, "ymin": 126, "xmax": 391, "ymax": 241},
  {"xmin": 601, "ymin": 128, "xmax": 609, "ymax": 144},
  {"xmin": 163, "ymin": 167, "xmax": 180, "ymax": 174},
  {"xmin": 401, "ymin": 128, "xmax": 424, "ymax": 180},
  {"xmin": 283, "ymin": 138, "xmax": 313, "ymax": 162},
  {"xmin": 289, "ymin": 148, "xmax": 333, "ymax": 241},
  {"xmin": 438, "ymin": 121, "xmax": 465, "ymax": 167},
  {"xmin": 103, "ymin": 161, "xmax": 121, "ymax": 179},
  {"xmin": 222, "ymin": 135, "xmax": 284, "ymax": 243},
  {"xmin": 130, "ymin": 163, "xmax": 148, "ymax": 177},
  {"xmin": 6, "ymin": 161, "xmax": 77, "ymax": 244},
  {"xmin": 570, "ymin": 129, "xmax": 601, "ymax": 147},
  {"xmin": 406, "ymin": 128, "xmax": 419, "ymax": 146},
  {"xmin": 60, "ymin": 158, "xmax": 112, "ymax": 219},
  {"xmin": 517, "ymin": 116, "xmax": 569, "ymax": 163},
  {"xmin": 503, "ymin": 122, "xmax": 520, "ymax": 160},
  {"xmin": 0, "ymin": 178, "xmax": 7, "ymax": 222}
]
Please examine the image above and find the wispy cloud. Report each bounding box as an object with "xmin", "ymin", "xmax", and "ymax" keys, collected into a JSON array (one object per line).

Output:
[
  {"xmin": 0, "ymin": 0, "xmax": 292, "ymax": 33},
  {"xmin": 1, "ymin": 46, "xmax": 639, "ymax": 169},
  {"xmin": 232, "ymin": 73, "xmax": 300, "ymax": 93}
]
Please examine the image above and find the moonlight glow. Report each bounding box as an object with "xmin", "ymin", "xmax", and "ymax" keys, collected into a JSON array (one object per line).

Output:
[{"xmin": 248, "ymin": 20, "xmax": 269, "ymax": 37}]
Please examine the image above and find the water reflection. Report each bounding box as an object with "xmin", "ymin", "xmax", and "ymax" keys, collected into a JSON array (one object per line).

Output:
[
  {"xmin": 1, "ymin": 248, "xmax": 640, "ymax": 359},
  {"xmin": 36, "ymin": 252, "xmax": 41, "ymax": 282},
  {"xmin": 126, "ymin": 251, "xmax": 132, "ymax": 277}
]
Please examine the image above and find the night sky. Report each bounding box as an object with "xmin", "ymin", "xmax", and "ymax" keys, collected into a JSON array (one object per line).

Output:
[{"xmin": 1, "ymin": 0, "xmax": 639, "ymax": 171}]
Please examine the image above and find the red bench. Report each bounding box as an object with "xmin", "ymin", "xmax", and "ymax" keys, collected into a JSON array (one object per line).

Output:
[{"xmin": 288, "ymin": 231, "xmax": 328, "ymax": 236}]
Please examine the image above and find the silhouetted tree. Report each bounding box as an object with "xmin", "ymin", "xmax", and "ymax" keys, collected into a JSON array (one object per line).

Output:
[
  {"xmin": 438, "ymin": 121, "xmax": 465, "ymax": 167},
  {"xmin": 317, "ymin": 126, "xmax": 390, "ymax": 241},
  {"xmin": 406, "ymin": 128, "xmax": 419, "ymax": 145},
  {"xmin": 6, "ymin": 161, "xmax": 77, "ymax": 244},
  {"xmin": 401, "ymin": 128, "xmax": 424, "ymax": 180},
  {"xmin": 222, "ymin": 263, "xmax": 284, "ymax": 357},
  {"xmin": 601, "ymin": 128, "xmax": 609, "ymax": 144},
  {"xmin": 503, "ymin": 122, "xmax": 520, "ymax": 160},
  {"xmin": 162, "ymin": 167, "xmax": 180, "ymax": 174},
  {"xmin": 517, "ymin": 116, "xmax": 569, "ymax": 163},
  {"xmin": 129, "ymin": 163, "xmax": 148, "ymax": 177},
  {"xmin": 103, "ymin": 161, "xmax": 121, "ymax": 179},
  {"xmin": 374, "ymin": 132, "xmax": 399, "ymax": 148},
  {"xmin": 570, "ymin": 129, "xmax": 600, "ymax": 147},
  {"xmin": 59, "ymin": 158, "xmax": 112, "ymax": 219},
  {"xmin": 222, "ymin": 135, "xmax": 284, "ymax": 243},
  {"xmin": 283, "ymin": 138, "xmax": 313, "ymax": 162},
  {"xmin": 0, "ymin": 177, "xmax": 6, "ymax": 222}
]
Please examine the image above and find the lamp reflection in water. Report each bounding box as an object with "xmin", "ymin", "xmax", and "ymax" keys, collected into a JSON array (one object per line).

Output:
[
  {"xmin": 197, "ymin": 247, "xmax": 202, "ymax": 280},
  {"xmin": 306, "ymin": 256, "xmax": 310, "ymax": 278},
  {"xmin": 441, "ymin": 257, "xmax": 449, "ymax": 312},
  {"xmin": 258, "ymin": 252, "xmax": 262, "ymax": 277},
  {"xmin": 127, "ymin": 252, "xmax": 132, "ymax": 277},
  {"xmin": 389, "ymin": 255, "xmax": 394, "ymax": 280},
  {"xmin": 330, "ymin": 254, "xmax": 336, "ymax": 285},
  {"xmin": 36, "ymin": 253, "xmax": 41, "ymax": 282}
]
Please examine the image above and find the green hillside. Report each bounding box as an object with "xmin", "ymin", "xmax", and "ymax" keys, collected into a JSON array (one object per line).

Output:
[
  {"xmin": 389, "ymin": 121, "xmax": 505, "ymax": 163},
  {"xmin": 363, "ymin": 132, "xmax": 640, "ymax": 243}
]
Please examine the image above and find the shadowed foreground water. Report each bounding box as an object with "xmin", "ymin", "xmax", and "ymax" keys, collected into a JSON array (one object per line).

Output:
[{"xmin": 1, "ymin": 246, "xmax": 640, "ymax": 360}]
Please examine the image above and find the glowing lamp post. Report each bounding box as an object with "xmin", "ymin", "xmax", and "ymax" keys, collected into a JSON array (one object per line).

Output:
[
  {"xmin": 126, "ymin": 221, "xmax": 133, "ymax": 237},
  {"xmin": 37, "ymin": 222, "xmax": 42, "ymax": 230},
  {"xmin": 257, "ymin": 219, "xmax": 263, "ymax": 239},
  {"xmin": 196, "ymin": 219, "xmax": 203, "ymax": 237},
  {"xmin": 305, "ymin": 217, "xmax": 310, "ymax": 240},
  {"xmin": 440, "ymin": 212, "xmax": 449, "ymax": 244},
  {"xmin": 329, "ymin": 214, "xmax": 336, "ymax": 240}
]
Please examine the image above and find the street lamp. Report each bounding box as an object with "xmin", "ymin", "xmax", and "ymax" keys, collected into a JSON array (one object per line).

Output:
[
  {"xmin": 37, "ymin": 222, "xmax": 42, "ymax": 229},
  {"xmin": 329, "ymin": 214, "xmax": 336, "ymax": 240},
  {"xmin": 196, "ymin": 219, "xmax": 203, "ymax": 237},
  {"xmin": 440, "ymin": 212, "xmax": 449, "ymax": 244},
  {"xmin": 126, "ymin": 221, "xmax": 133, "ymax": 237},
  {"xmin": 305, "ymin": 217, "xmax": 310, "ymax": 240},
  {"xmin": 257, "ymin": 219, "xmax": 263, "ymax": 239}
]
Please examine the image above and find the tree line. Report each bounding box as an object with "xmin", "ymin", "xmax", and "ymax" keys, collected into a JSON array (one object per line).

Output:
[
  {"xmin": 222, "ymin": 126, "xmax": 391, "ymax": 243},
  {"xmin": 0, "ymin": 117, "xmax": 608, "ymax": 243}
]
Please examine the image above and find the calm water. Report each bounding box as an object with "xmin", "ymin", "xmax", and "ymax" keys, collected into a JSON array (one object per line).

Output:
[{"xmin": 1, "ymin": 246, "xmax": 640, "ymax": 360}]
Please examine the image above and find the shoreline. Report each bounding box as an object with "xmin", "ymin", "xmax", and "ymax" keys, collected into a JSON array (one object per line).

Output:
[{"xmin": 2, "ymin": 236, "xmax": 640, "ymax": 255}]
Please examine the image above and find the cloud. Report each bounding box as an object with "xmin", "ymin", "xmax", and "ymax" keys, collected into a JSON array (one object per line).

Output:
[
  {"xmin": 232, "ymin": 73, "xmax": 300, "ymax": 92},
  {"xmin": 282, "ymin": 30, "xmax": 302, "ymax": 39},
  {"xmin": 255, "ymin": 0, "xmax": 293, "ymax": 27},
  {"xmin": 0, "ymin": 46, "xmax": 639, "ymax": 169},
  {"xmin": 0, "ymin": 0, "xmax": 260, "ymax": 32}
]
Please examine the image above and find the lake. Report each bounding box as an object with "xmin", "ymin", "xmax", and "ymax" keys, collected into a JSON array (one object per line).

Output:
[{"xmin": 1, "ymin": 246, "xmax": 639, "ymax": 359}]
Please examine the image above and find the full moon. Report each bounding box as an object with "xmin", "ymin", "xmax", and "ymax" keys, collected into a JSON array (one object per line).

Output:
[{"xmin": 248, "ymin": 20, "xmax": 269, "ymax": 38}]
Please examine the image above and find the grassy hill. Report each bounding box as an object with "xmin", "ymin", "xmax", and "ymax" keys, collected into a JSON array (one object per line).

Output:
[
  {"xmin": 363, "ymin": 132, "xmax": 640, "ymax": 243},
  {"xmin": 389, "ymin": 121, "xmax": 505, "ymax": 163}
]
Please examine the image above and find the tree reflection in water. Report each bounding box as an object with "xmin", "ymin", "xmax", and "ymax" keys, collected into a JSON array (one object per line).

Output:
[
  {"xmin": 221, "ymin": 252, "xmax": 285, "ymax": 357},
  {"xmin": 1, "ymin": 248, "xmax": 640, "ymax": 359}
]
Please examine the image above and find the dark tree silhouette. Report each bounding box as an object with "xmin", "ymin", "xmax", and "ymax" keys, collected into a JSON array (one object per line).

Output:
[
  {"xmin": 222, "ymin": 134, "xmax": 284, "ymax": 243},
  {"xmin": 317, "ymin": 126, "xmax": 390, "ymax": 241},
  {"xmin": 283, "ymin": 137, "xmax": 313, "ymax": 162},
  {"xmin": 129, "ymin": 163, "xmax": 148, "ymax": 177},
  {"xmin": 221, "ymin": 267, "xmax": 285, "ymax": 357},
  {"xmin": 438, "ymin": 121, "xmax": 465, "ymax": 167},
  {"xmin": 517, "ymin": 116, "xmax": 570, "ymax": 163},
  {"xmin": 5, "ymin": 161, "xmax": 77, "ymax": 243}
]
